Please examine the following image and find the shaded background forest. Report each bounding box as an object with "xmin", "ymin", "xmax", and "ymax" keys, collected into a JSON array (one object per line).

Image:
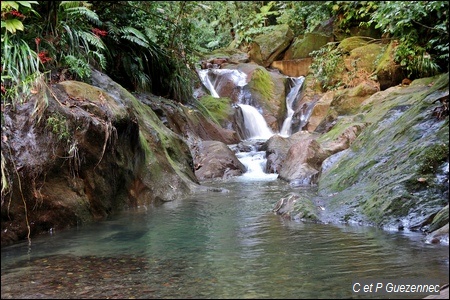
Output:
[{"xmin": 2, "ymin": 1, "xmax": 448, "ymax": 108}]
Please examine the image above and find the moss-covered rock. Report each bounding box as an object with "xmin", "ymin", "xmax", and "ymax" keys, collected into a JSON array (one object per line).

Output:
[
  {"xmin": 337, "ymin": 36, "xmax": 376, "ymax": 53},
  {"xmin": 245, "ymin": 65, "xmax": 288, "ymax": 131},
  {"xmin": 330, "ymin": 81, "xmax": 380, "ymax": 115},
  {"xmin": 272, "ymin": 193, "xmax": 320, "ymax": 222},
  {"xmin": 284, "ymin": 32, "xmax": 332, "ymax": 60},
  {"xmin": 0, "ymin": 70, "xmax": 203, "ymax": 246},
  {"xmin": 198, "ymin": 95, "xmax": 233, "ymax": 125},
  {"xmin": 249, "ymin": 24, "xmax": 294, "ymax": 67},
  {"xmin": 317, "ymin": 73, "xmax": 449, "ymax": 230},
  {"xmin": 374, "ymin": 41, "xmax": 405, "ymax": 90}
]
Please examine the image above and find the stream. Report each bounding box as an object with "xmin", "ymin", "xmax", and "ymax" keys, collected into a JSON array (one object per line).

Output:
[
  {"xmin": 1, "ymin": 68, "xmax": 448, "ymax": 298},
  {"xmin": 1, "ymin": 160, "xmax": 449, "ymax": 298}
]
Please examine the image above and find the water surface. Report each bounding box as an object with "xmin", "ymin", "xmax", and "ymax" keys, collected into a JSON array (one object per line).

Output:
[{"xmin": 1, "ymin": 179, "xmax": 448, "ymax": 299}]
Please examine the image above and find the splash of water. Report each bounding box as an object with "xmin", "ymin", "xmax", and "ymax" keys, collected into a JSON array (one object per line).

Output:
[{"xmin": 235, "ymin": 150, "xmax": 278, "ymax": 181}]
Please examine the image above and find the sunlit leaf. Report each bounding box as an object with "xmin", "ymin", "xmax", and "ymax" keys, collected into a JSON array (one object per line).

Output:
[
  {"xmin": 5, "ymin": 19, "xmax": 24, "ymax": 34},
  {"xmin": 1, "ymin": 1, "xmax": 19, "ymax": 10},
  {"xmin": 16, "ymin": 1, "xmax": 39, "ymax": 8}
]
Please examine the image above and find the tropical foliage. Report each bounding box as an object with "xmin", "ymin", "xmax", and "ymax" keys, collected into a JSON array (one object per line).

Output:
[{"xmin": 1, "ymin": 1, "xmax": 448, "ymax": 105}]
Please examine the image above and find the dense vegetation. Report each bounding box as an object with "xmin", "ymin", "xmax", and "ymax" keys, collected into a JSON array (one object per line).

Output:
[{"xmin": 1, "ymin": 1, "xmax": 449, "ymax": 106}]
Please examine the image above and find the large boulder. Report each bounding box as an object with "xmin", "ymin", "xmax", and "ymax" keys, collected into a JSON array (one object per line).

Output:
[
  {"xmin": 278, "ymin": 134, "xmax": 329, "ymax": 184},
  {"xmin": 262, "ymin": 131, "xmax": 308, "ymax": 173},
  {"xmin": 192, "ymin": 140, "xmax": 246, "ymax": 181},
  {"xmin": 317, "ymin": 74, "xmax": 449, "ymax": 231},
  {"xmin": 248, "ymin": 24, "xmax": 294, "ymax": 67},
  {"xmin": 373, "ymin": 40, "xmax": 405, "ymax": 90},
  {"xmin": 137, "ymin": 93, "xmax": 240, "ymax": 145},
  {"xmin": 272, "ymin": 193, "xmax": 320, "ymax": 222},
  {"xmin": 0, "ymin": 70, "xmax": 200, "ymax": 246},
  {"xmin": 283, "ymin": 17, "xmax": 334, "ymax": 60},
  {"xmin": 270, "ymin": 58, "xmax": 313, "ymax": 77}
]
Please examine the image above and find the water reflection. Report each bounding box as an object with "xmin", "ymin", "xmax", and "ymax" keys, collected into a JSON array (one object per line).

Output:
[{"xmin": 1, "ymin": 180, "xmax": 448, "ymax": 299}]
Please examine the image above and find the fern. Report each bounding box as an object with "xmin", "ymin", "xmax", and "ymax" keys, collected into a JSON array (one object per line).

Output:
[
  {"xmin": 89, "ymin": 50, "xmax": 107, "ymax": 70},
  {"xmin": 64, "ymin": 54, "xmax": 91, "ymax": 80},
  {"xmin": 78, "ymin": 30, "xmax": 105, "ymax": 50},
  {"xmin": 59, "ymin": 1, "xmax": 102, "ymax": 26}
]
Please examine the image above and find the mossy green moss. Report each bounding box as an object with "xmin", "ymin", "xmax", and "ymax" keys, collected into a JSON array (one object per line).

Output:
[
  {"xmin": 318, "ymin": 73, "xmax": 449, "ymax": 228},
  {"xmin": 337, "ymin": 37, "xmax": 372, "ymax": 53},
  {"xmin": 419, "ymin": 143, "xmax": 449, "ymax": 174},
  {"xmin": 198, "ymin": 95, "xmax": 232, "ymax": 125},
  {"xmin": 248, "ymin": 67, "xmax": 274, "ymax": 101}
]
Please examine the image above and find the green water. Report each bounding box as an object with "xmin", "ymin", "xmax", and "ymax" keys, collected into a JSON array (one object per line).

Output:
[{"xmin": 1, "ymin": 179, "xmax": 448, "ymax": 299}]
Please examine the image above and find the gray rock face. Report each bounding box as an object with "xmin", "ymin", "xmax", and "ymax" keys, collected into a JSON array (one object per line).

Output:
[
  {"xmin": 278, "ymin": 138, "xmax": 328, "ymax": 184},
  {"xmin": 193, "ymin": 140, "xmax": 246, "ymax": 181}
]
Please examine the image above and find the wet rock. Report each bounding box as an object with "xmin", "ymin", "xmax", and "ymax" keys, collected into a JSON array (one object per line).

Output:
[
  {"xmin": 272, "ymin": 193, "xmax": 319, "ymax": 222},
  {"xmin": 278, "ymin": 135, "xmax": 329, "ymax": 185},
  {"xmin": 193, "ymin": 140, "xmax": 246, "ymax": 181}
]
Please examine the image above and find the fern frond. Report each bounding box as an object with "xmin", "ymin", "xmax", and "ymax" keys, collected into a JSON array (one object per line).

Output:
[
  {"xmin": 60, "ymin": 1, "xmax": 84, "ymax": 9},
  {"xmin": 120, "ymin": 26, "xmax": 149, "ymax": 47},
  {"xmin": 78, "ymin": 30, "xmax": 105, "ymax": 50},
  {"xmin": 144, "ymin": 27, "xmax": 158, "ymax": 43},
  {"xmin": 64, "ymin": 6, "xmax": 102, "ymax": 26},
  {"xmin": 121, "ymin": 35, "xmax": 149, "ymax": 48},
  {"xmin": 89, "ymin": 50, "xmax": 107, "ymax": 69},
  {"xmin": 62, "ymin": 24, "xmax": 76, "ymax": 54}
]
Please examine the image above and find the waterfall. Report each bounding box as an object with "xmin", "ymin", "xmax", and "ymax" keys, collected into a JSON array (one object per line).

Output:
[
  {"xmin": 238, "ymin": 104, "xmax": 274, "ymax": 140},
  {"xmin": 280, "ymin": 76, "xmax": 305, "ymax": 137},
  {"xmin": 198, "ymin": 69, "xmax": 220, "ymax": 98},
  {"xmin": 297, "ymin": 101, "xmax": 317, "ymax": 131},
  {"xmin": 198, "ymin": 68, "xmax": 274, "ymax": 141},
  {"xmin": 198, "ymin": 68, "xmax": 247, "ymax": 99},
  {"xmin": 235, "ymin": 150, "xmax": 278, "ymax": 181}
]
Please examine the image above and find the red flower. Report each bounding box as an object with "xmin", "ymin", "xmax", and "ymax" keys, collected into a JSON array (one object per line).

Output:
[
  {"xmin": 35, "ymin": 37, "xmax": 41, "ymax": 45},
  {"xmin": 38, "ymin": 51, "xmax": 52, "ymax": 64},
  {"xmin": 92, "ymin": 28, "xmax": 108, "ymax": 37},
  {"xmin": 9, "ymin": 10, "xmax": 25, "ymax": 18}
]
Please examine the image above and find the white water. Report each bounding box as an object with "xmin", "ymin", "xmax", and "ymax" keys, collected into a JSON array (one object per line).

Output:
[
  {"xmin": 280, "ymin": 76, "xmax": 305, "ymax": 137},
  {"xmin": 238, "ymin": 104, "xmax": 274, "ymax": 139},
  {"xmin": 198, "ymin": 68, "xmax": 247, "ymax": 99},
  {"xmin": 198, "ymin": 69, "xmax": 220, "ymax": 98},
  {"xmin": 235, "ymin": 150, "xmax": 278, "ymax": 181}
]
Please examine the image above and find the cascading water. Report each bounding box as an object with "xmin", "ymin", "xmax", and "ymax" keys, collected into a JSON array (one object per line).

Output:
[
  {"xmin": 230, "ymin": 143, "xmax": 278, "ymax": 181},
  {"xmin": 197, "ymin": 68, "xmax": 247, "ymax": 100},
  {"xmin": 279, "ymin": 76, "xmax": 305, "ymax": 137},
  {"xmin": 237, "ymin": 104, "xmax": 273, "ymax": 140},
  {"xmin": 197, "ymin": 68, "xmax": 304, "ymax": 181},
  {"xmin": 198, "ymin": 68, "xmax": 274, "ymax": 139},
  {"xmin": 198, "ymin": 69, "xmax": 220, "ymax": 98}
]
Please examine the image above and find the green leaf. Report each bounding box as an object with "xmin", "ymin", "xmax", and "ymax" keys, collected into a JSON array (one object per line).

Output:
[
  {"xmin": 5, "ymin": 19, "xmax": 24, "ymax": 33},
  {"xmin": 1, "ymin": 1, "xmax": 19, "ymax": 10},
  {"xmin": 16, "ymin": 1, "xmax": 39, "ymax": 8}
]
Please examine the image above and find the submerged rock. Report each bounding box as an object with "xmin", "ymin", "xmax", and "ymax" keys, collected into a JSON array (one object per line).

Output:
[{"xmin": 272, "ymin": 193, "xmax": 320, "ymax": 222}]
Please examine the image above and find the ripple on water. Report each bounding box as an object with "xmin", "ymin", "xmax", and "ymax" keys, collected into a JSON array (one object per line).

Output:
[{"xmin": 1, "ymin": 180, "xmax": 449, "ymax": 299}]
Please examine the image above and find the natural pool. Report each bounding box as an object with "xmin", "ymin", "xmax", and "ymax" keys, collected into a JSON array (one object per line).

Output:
[{"xmin": 1, "ymin": 178, "xmax": 448, "ymax": 299}]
